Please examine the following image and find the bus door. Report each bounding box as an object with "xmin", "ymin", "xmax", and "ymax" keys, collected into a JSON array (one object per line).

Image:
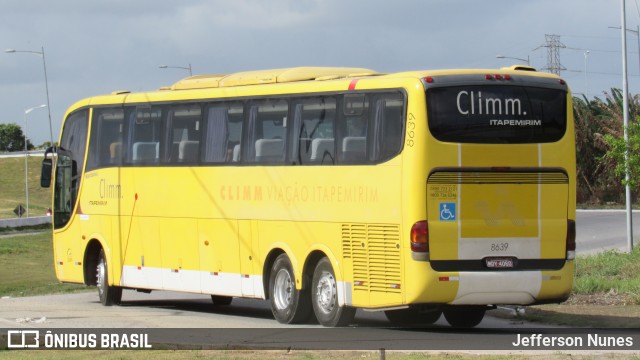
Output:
[{"xmin": 41, "ymin": 110, "xmax": 89, "ymax": 281}]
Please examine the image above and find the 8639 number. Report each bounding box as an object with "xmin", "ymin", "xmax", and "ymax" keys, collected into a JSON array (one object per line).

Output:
[{"xmin": 490, "ymin": 243, "xmax": 509, "ymax": 252}]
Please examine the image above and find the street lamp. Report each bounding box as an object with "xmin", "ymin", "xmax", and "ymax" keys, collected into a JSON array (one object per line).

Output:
[
  {"xmin": 584, "ymin": 50, "xmax": 590, "ymax": 98},
  {"xmin": 608, "ymin": 25, "xmax": 640, "ymax": 76},
  {"xmin": 609, "ymin": 20, "xmax": 640, "ymax": 252},
  {"xmin": 622, "ymin": 2, "xmax": 633, "ymax": 252},
  {"xmin": 496, "ymin": 54, "xmax": 530, "ymax": 65},
  {"xmin": 159, "ymin": 64, "xmax": 193, "ymax": 76},
  {"xmin": 5, "ymin": 47, "xmax": 54, "ymax": 147},
  {"xmin": 24, "ymin": 104, "xmax": 47, "ymax": 218}
]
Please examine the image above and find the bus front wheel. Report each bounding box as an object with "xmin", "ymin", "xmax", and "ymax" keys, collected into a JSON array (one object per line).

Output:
[
  {"xmin": 268, "ymin": 254, "xmax": 312, "ymax": 324},
  {"xmin": 311, "ymin": 257, "xmax": 355, "ymax": 327},
  {"xmin": 96, "ymin": 249, "xmax": 122, "ymax": 306}
]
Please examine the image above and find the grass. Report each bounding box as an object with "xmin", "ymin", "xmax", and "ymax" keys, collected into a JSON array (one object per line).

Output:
[
  {"xmin": 573, "ymin": 247, "xmax": 640, "ymax": 303},
  {"xmin": 0, "ymin": 155, "xmax": 52, "ymax": 219},
  {"xmin": 0, "ymin": 231, "xmax": 88, "ymax": 297},
  {"xmin": 1, "ymin": 351, "xmax": 637, "ymax": 360},
  {"xmin": 517, "ymin": 248, "xmax": 640, "ymax": 327},
  {"xmin": 0, "ymin": 223, "xmax": 51, "ymax": 235}
]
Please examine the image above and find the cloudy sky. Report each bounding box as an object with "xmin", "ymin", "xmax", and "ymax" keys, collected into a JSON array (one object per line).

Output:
[{"xmin": 0, "ymin": 0, "xmax": 637, "ymax": 145}]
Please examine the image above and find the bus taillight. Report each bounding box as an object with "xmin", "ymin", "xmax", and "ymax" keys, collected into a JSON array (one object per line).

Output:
[
  {"xmin": 485, "ymin": 74, "xmax": 512, "ymax": 81},
  {"xmin": 566, "ymin": 219, "xmax": 576, "ymax": 260},
  {"xmin": 410, "ymin": 221, "xmax": 430, "ymax": 261}
]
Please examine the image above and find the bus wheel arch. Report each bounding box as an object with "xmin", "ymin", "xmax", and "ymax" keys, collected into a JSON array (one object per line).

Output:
[
  {"xmin": 83, "ymin": 239, "xmax": 122, "ymax": 306},
  {"xmin": 262, "ymin": 248, "xmax": 286, "ymax": 300},
  {"xmin": 83, "ymin": 240, "xmax": 103, "ymax": 286}
]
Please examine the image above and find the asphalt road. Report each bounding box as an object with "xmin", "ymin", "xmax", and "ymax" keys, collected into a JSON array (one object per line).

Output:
[
  {"xmin": 0, "ymin": 291, "xmax": 562, "ymax": 350},
  {"xmin": 575, "ymin": 209, "xmax": 640, "ymax": 254},
  {"xmin": 0, "ymin": 210, "xmax": 637, "ymax": 350}
]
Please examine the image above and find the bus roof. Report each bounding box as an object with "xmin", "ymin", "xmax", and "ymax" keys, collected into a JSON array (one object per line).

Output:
[
  {"xmin": 67, "ymin": 65, "xmax": 561, "ymax": 111},
  {"xmin": 166, "ymin": 67, "xmax": 381, "ymax": 90},
  {"xmin": 160, "ymin": 65, "xmax": 557, "ymax": 91}
]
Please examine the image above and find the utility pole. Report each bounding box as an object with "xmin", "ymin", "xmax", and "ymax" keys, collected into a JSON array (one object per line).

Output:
[{"xmin": 621, "ymin": 0, "xmax": 634, "ymax": 252}]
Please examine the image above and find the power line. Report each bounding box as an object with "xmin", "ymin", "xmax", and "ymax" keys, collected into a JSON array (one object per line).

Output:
[
  {"xmin": 565, "ymin": 69, "xmax": 640, "ymax": 76},
  {"xmin": 565, "ymin": 46, "xmax": 626, "ymax": 54}
]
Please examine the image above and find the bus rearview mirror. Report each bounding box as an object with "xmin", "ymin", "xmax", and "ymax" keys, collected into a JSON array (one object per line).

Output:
[{"xmin": 41, "ymin": 158, "xmax": 52, "ymax": 188}]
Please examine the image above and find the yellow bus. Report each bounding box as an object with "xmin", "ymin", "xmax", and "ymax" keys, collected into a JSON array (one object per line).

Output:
[{"xmin": 41, "ymin": 66, "xmax": 575, "ymax": 328}]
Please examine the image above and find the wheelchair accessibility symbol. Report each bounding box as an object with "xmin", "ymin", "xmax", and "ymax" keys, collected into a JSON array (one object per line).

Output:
[{"xmin": 439, "ymin": 202, "xmax": 456, "ymax": 221}]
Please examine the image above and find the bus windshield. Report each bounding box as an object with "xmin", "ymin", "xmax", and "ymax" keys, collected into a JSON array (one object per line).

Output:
[{"xmin": 426, "ymin": 85, "xmax": 567, "ymax": 144}]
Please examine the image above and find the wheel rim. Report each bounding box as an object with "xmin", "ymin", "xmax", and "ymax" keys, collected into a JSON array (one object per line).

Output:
[
  {"xmin": 96, "ymin": 257, "xmax": 105, "ymax": 297},
  {"xmin": 315, "ymin": 270, "xmax": 336, "ymax": 314},
  {"xmin": 273, "ymin": 268, "xmax": 293, "ymax": 310}
]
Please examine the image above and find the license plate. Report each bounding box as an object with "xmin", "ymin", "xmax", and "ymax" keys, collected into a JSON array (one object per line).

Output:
[{"xmin": 485, "ymin": 257, "xmax": 515, "ymax": 269}]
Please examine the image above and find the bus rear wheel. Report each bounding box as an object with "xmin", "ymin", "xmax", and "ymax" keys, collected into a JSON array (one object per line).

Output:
[
  {"xmin": 385, "ymin": 307, "xmax": 442, "ymax": 325},
  {"xmin": 269, "ymin": 254, "xmax": 312, "ymax": 324},
  {"xmin": 96, "ymin": 249, "xmax": 122, "ymax": 306},
  {"xmin": 443, "ymin": 306, "xmax": 486, "ymax": 328},
  {"xmin": 311, "ymin": 257, "xmax": 355, "ymax": 327}
]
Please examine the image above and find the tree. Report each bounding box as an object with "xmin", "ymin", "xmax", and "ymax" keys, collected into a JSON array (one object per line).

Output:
[
  {"xmin": 573, "ymin": 89, "xmax": 640, "ymax": 204},
  {"xmin": 603, "ymin": 117, "xmax": 640, "ymax": 191},
  {"xmin": 594, "ymin": 89, "xmax": 640, "ymax": 203},
  {"xmin": 0, "ymin": 123, "xmax": 33, "ymax": 152},
  {"xmin": 39, "ymin": 141, "xmax": 55, "ymax": 149}
]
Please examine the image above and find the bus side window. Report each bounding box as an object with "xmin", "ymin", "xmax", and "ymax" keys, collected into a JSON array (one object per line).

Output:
[
  {"xmin": 376, "ymin": 93, "xmax": 405, "ymax": 162},
  {"xmin": 338, "ymin": 92, "xmax": 405, "ymax": 164},
  {"xmin": 339, "ymin": 93, "xmax": 369, "ymax": 164},
  {"xmin": 168, "ymin": 105, "xmax": 201, "ymax": 164},
  {"xmin": 290, "ymin": 97, "xmax": 336, "ymax": 165},
  {"xmin": 126, "ymin": 107, "xmax": 163, "ymax": 165},
  {"xmin": 246, "ymin": 99, "xmax": 288, "ymax": 164},
  {"xmin": 86, "ymin": 108, "xmax": 124, "ymax": 171},
  {"xmin": 202, "ymin": 102, "xmax": 244, "ymax": 163}
]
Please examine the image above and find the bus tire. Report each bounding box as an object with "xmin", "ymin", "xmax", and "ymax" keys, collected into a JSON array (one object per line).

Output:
[
  {"xmin": 443, "ymin": 306, "xmax": 486, "ymax": 328},
  {"xmin": 269, "ymin": 253, "xmax": 312, "ymax": 324},
  {"xmin": 96, "ymin": 248, "xmax": 122, "ymax": 306},
  {"xmin": 311, "ymin": 257, "xmax": 355, "ymax": 327},
  {"xmin": 211, "ymin": 295, "xmax": 233, "ymax": 306},
  {"xmin": 385, "ymin": 307, "xmax": 442, "ymax": 325}
]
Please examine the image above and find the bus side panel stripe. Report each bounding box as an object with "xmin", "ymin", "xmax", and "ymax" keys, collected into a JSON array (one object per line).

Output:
[
  {"xmin": 121, "ymin": 265, "xmax": 265, "ymax": 299},
  {"xmin": 337, "ymin": 281, "xmax": 352, "ymax": 306}
]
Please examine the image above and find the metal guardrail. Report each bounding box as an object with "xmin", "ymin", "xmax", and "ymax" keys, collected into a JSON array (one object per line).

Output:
[{"xmin": 0, "ymin": 216, "xmax": 51, "ymax": 228}]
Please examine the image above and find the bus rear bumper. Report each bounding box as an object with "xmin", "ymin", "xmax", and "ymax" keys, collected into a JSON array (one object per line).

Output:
[{"xmin": 409, "ymin": 260, "xmax": 574, "ymax": 306}]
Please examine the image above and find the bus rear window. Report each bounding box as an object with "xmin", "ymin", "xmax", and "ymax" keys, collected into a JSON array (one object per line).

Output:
[{"xmin": 426, "ymin": 86, "xmax": 566, "ymax": 143}]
